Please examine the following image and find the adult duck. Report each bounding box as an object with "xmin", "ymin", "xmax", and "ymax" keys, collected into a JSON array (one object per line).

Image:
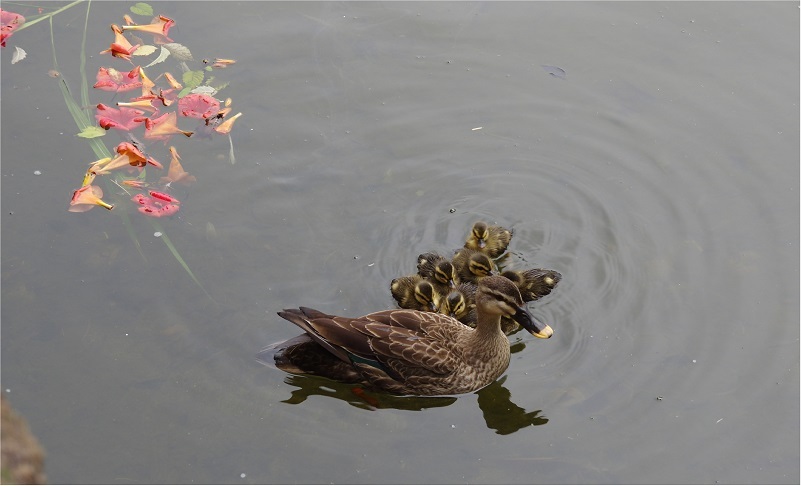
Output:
[{"xmin": 273, "ymin": 275, "xmax": 553, "ymax": 396}]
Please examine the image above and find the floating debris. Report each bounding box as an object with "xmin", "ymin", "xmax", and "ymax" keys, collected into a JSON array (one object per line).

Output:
[{"xmin": 541, "ymin": 64, "xmax": 566, "ymax": 79}]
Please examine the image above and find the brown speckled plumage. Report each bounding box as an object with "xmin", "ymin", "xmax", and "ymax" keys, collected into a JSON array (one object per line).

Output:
[{"xmin": 273, "ymin": 276, "xmax": 553, "ymax": 396}]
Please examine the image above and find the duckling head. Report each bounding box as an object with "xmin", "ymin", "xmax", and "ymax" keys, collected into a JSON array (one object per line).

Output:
[
  {"xmin": 414, "ymin": 281, "xmax": 439, "ymax": 312},
  {"xmin": 468, "ymin": 252, "xmax": 494, "ymax": 278},
  {"xmin": 468, "ymin": 221, "xmax": 489, "ymax": 249},
  {"xmin": 440, "ymin": 290, "xmax": 469, "ymax": 320},
  {"xmin": 433, "ymin": 261, "xmax": 457, "ymax": 288},
  {"xmin": 543, "ymin": 271, "xmax": 562, "ymax": 288}
]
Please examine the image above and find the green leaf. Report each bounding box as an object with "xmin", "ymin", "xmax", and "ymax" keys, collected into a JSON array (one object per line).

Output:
[
  {"xmin": 132, "ymin": 45, "xmax": 157, "ymax": 56},
  {"xmin": 163, "ymin": 42, "xmax": 193, "ymax": 62},
  {"xmin": 190, "ymin": 85, "xmax": 218, "ymax": 96},
  {"xmin": 76, "ymin": 126, "xmax": 106, "ymax": 139},
  {"xmin": 130, "ymin": 3, "xmax": 153, "ymax": 17},
  {"xmin": 182, "ymin": 70, "xmax": 204, "ymax": 89},
  {"xmin": 145, "ymin": 46, "xmax": 170, "ymax": 68}
]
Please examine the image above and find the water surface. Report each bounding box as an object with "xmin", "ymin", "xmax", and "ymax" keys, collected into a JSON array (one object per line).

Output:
[{"xmin": 2, "ymin": 2, "xmax": 798, "ymax": 483}]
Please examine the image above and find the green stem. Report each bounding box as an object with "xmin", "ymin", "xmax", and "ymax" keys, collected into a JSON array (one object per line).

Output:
[
  {"xmin": 150, "ymin": 221, "xmax": 217, "ymax": 305},
  {"xmin": 15, "ymin": 0, "xmax": 88, "ymax": 32},
  {"xmin": 79, "ymin": 0, "xmax": 92, "ymax": 109}
]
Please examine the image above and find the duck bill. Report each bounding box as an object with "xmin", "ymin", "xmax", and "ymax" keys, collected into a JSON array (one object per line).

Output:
[{"xmin": 512, "ymin": 306, "xmax": 553, "ymax": 339}]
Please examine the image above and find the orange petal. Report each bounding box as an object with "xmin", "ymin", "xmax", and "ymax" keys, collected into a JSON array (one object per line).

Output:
[
  {"xmin": 159, "ymin": 146, "xmax": 196, "ymax": 185},
  {"xmin": 121, "ymin": 179, "xmax": 146, "ymax": 188},
  {"xmin": 100, "ymin": 24, "xmax": 140, "ymax": 60},
  {"xmin": 90, "ymin": 153, "xmax": 132, "ymax": 175},
  {"xmin": 69, "ymin": 185, "xmax": 114, "ymax": 211},
  {"xmin": 213, "ymin": 112, "xmax": 242, "ymax": 134},
  {"xmin": 144, "ymin": 112, "xmax": 193, "ymax": 141},
  {"xmin": 121, "ymin": 15, "xmax": 174, "ymax": 42},
  {"xmin": 211, "ymin": 58, "xmax": 236, "ymax": 69},
  {"xmin": 139, "ymin": 67, "xmax": 156, "ymax": 98},
  {"xmin": 117, "ymin": 99, "xmax": 158, "ymax": 114},
  {"xmin": 163, "ymin": 72, "xmax": 182, "ymax": 90}
]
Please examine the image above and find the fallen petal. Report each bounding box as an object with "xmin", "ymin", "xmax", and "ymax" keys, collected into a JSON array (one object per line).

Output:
[
  {"xmin": 69, "ymin": 184, "xmax": 114, "ymax": 212},
  {"xmin": 213, "ymin": 112, "xmax": 243, "ymax": 134}
]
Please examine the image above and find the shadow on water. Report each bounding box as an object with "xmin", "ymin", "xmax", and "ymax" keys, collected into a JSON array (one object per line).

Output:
[
  {"xmin": 257, "ymin": 344, "xmax": 548, "ymax": 433},
  {"xmin": 476, "ymin": 376, "xmax": 548, "ymax": 435}
]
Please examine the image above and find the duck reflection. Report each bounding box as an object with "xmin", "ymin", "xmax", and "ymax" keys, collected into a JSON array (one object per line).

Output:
[
  {"xmin": 475, "ymin": 376, "xmax": 548, "ymax": 434},
  {"xmin": 280, "ymin": 374, "xmax": 457, "ymax": 411},
  {"xmin": 258, "ymin": 343, "xmax": 547, "ymax": 432}
]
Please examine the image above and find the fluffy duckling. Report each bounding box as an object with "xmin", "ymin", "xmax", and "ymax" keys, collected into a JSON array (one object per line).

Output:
[
  {"xmin": 452, "ymin": 248, "xmax": 495, "ymax": 284},
  {"xmin": 439, "ymin": 284, "xmax": 520, "ymax": 335},
  {"xmin": 464, "ymin": 221, "xmax": 513, "ymax": 258},
  {"xmin": 438, "ymin": 283, "xmax": 477, "ymax": 326},
  {"xmin": 501, "ymin": 268, "xmax": 562, "ymax": 302},
  {"xmin": 416, "ymin": 252, "xmax": 457, "ymax": 296},
  {"xmin": 390, "ymin": 275, "xmax": 440, "ymax": 312}
]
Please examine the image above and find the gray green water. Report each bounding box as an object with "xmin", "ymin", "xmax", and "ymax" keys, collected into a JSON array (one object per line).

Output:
[{"xmin": 2, "ymin": 2, "xmax": 798, "ymax": 483}]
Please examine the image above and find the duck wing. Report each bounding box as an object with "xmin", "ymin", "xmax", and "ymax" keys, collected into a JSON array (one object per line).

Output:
[{"xmin": 278, "ymin": 308, "xmax": 461, "ymax": 377}]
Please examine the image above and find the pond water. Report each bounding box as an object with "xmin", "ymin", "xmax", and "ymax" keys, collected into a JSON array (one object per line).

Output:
[{"xmin": 2, "ymin": 1, "xmax": 798, "ymax": 484}]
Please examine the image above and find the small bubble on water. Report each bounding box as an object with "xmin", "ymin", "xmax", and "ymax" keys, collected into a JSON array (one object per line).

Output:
[
  {"xmin": 240, "ymin": 473, "xmax": 246, "ymax": 479},
  {"xmin": 33, "ymin": 170, "xmax": 42, "ymax": 175},
  {"xmin": 154, "ymin": 231, "xmax": 163, "ymax": 238}
]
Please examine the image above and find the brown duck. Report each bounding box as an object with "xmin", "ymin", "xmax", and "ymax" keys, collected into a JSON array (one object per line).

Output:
[{"xmin": 272, "ymin": 275, "xmax": 553, "ymax": 396}]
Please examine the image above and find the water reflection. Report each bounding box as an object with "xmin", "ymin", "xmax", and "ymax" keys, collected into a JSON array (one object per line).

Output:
[
  {"xmin": 475, "ymin": 377, "xmax": 548, "ymax": 434},
  {"xmin": 280, "ymin": 374, "xmax": 457, "ymax": 411},
  {"xmin": 259, "ymin": 345, "xmax": 548, "ymax": 434}
]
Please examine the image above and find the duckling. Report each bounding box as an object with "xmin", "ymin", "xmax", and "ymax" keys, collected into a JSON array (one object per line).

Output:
[
  {"xmin": 273, "ymin": 275, "xmax": 553, "ymax": 396},
  {"xmin": 440, "ymin": 283, "xmax": 520, "ymax": 335},
  {"xmin": 464, "ymin": 221, "xmax": 513, "ymax": 258},
  {"xmin": 438, "ymin": 284, "xmax": 477, "ymax": 326},
  {"xmin": 390, "ymin": 275, "xmax": 440, "ymax": 312},
  {"xmin": 452, "ymin": 248, "xmax": 495, "ymax": 284},
  {"xmin": 501, "ymin": 268, "xmax": 562, "ymax": 302},
  {"xmin": 416, "ymin": 252, "xmax": 457, "ymax": 296}
]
